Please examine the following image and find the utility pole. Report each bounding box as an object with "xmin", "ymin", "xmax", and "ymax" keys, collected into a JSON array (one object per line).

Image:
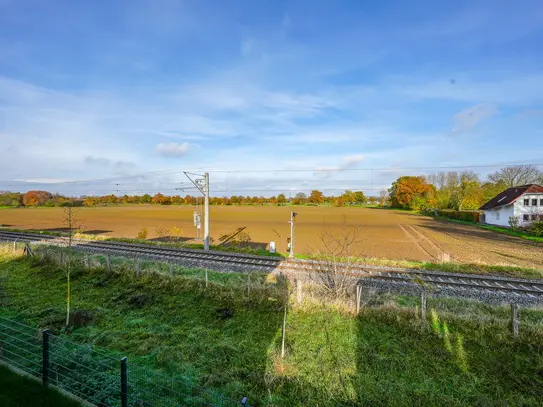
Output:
[
  {"xmin": 204, "ymin": 172, "xmax": 210, "ymax": 251},
  {"xmin": 183, "ymin": 171, "xmax": 210, "ymax": 251},
  {"xmin": 288, "ymin": 211, "xmax": 297, "ymax": 258}
]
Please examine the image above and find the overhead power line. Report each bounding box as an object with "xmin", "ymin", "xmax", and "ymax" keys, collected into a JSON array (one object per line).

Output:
[{"xmin": 2, "ymin": 161, "xmax": 541, "ymax": 188}]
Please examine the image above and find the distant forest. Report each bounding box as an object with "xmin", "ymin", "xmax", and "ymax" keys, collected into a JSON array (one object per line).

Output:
[{"xmin": 1, "ymin": 165, "xmax": 541, "ymax": 211}]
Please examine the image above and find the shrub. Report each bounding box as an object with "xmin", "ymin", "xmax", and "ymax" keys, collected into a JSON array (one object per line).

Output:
[
  {"xmin": 437, "ymin": 210, "xmax": 480, "ymax": 223},
  {"xmin": 529, "ymin": 220, "xmax": 543, "ymax": 237},
  {"xmin": 508, "ymin": 216, "xmax": 520, "ymax": 230},
  {"xmin": 136, "ymin": 228, "xmax": 148, "ymax": 240},
  {"xmin": 170, "ymin": 226, "xmax": 182, "ymax": 240}
]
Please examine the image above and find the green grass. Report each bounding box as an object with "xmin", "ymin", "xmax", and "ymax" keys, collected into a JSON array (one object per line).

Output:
[
  {"xmin": 0, "ymin": 365, "xmax": 81, "ymax": 407},
  {"xmin": 433, "ymin": 217, "xmax": 543, "ymax": 243},
  {"xmin": 1, "ymin": 250, "xmax": 543, "ymax": 406}
]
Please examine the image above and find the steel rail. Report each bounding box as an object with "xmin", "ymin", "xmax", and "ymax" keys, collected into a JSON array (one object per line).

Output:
[{"xmin": 1, "ymin": 230, "xmax": 542, "ymax": 296}]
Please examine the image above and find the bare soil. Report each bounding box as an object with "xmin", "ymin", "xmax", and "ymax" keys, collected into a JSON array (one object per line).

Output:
[{"xmin": 1, "ymin": 205, "xmax": 542, "ymax": 268}]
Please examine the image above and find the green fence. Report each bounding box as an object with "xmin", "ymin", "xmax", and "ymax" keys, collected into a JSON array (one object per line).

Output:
[{"xmin": 0, "ymin": 316, "xmax": 250, "ymax": 407}]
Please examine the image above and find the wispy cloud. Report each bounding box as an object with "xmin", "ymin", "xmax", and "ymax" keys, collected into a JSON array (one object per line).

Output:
[
  {"xmin": 155, "ymin": 142, "xmax": 190, "ymax": 157},
  {"xmin": 451, "ymin": 103, "xmax": 497, "ymax": 134}
]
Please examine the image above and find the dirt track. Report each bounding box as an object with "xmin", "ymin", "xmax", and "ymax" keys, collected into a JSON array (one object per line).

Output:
[{"xmin": 1, "ymin": 205, "xmax": 542, "ymax": 268}]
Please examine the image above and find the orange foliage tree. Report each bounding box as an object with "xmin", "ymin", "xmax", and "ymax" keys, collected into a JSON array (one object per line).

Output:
[
  {"xmin": 389, "ymin": 176, "xmax": 435, "ymax": 209},
  {"xmin": 22, "ymin": 190, "xmax": 52, "ymax": 206}
]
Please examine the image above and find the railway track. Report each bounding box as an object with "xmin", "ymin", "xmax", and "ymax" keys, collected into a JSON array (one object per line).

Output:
[{"xmin": 1, "ymin": 230, "xmax": 543, "ymax": 298}]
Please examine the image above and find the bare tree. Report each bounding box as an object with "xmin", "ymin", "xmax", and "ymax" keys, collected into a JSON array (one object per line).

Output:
[
  {"xmin": 379, "ymin": 189, "xmax": 389, "ymax": 206},
  {"xmin": 63, "ymin": 206, "xmax": 80, "ymax": 327},
  {"xmin": 305, "ymin": 218, "xmax": 363, "ymax": 300},
  {"xmin": 488, "ymin": 165, "xmax": 542, "ymax": 187}
]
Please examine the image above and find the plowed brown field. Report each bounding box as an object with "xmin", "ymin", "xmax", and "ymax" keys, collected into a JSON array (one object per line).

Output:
[{"xmin": 1, "ymin": 205, "xmax": 542, "ymax": 269}]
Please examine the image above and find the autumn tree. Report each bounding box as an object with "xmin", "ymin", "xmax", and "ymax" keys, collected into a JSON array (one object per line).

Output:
[
  {"xmin": 341, "ymin": 190, "xmax": 356, "ymax": 205},
  {"xmin": 277, "ymin": 194, "xmax": 287, "ymax": 205},
  {"xmin": 292, "ymin": 192, "xmax": 307, "ymax": 205},
  {"xmin": 0, "ymin": 192, "xmax": 23, "ymax": 207},
  {"xmin": 353, "ymin": 191, "xmax": 367, "ymax": 204},
  {"xmin": 23, "ymin": 190, "xmax": 52, "ymax": 206},
  {"xmin": 309, "ymin": 190, "xmax": 325, "ymax": 204},
  {"xmin": 389, "ymin": 176, "xmax": 435, "ymax": 209}
]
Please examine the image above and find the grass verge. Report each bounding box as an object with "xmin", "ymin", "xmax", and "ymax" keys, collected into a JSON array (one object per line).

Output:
[{"xmin": 1, "ymin": 250, "xmax": 543, "ymax": 406}]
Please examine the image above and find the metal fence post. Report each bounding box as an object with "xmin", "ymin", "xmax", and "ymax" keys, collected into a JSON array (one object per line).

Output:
[
  {"xmin": 42, "ymin": 329, "xmax": 50, "ymax": 387},
  {"xmin": 121, "ymin": 357, "xmax": 128, "ymax": 407}
]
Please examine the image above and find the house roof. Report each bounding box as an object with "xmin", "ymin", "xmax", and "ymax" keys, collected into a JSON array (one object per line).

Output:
[{"xmin": 479, "ymin": 184, "xmax": 543, "ymax": 211}]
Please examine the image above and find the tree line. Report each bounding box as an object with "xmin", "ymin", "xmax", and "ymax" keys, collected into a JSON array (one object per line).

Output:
[
  {"xmin": 388, "ymin": 165, "xmax": 543, "ymax": 211},
  {"xmin": 1, "ymin": 165, "xmax": 540, "ymax": 210},
  {"xmin": 0, "ymin": 189, "xmax": 372, "ymax": 208}
]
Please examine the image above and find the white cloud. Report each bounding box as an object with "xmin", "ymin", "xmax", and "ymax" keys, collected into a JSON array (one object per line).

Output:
[
  {"xmin": 84, "ymin": 156, "xmax": 135, "ymax": 169},
  {"xmin": 155, "ymin": 142, "xmax": 191, "ymax": 157},
  {"xmin": 342, "ymin": 154, "xmax": 365, "ymax": 167},
  {"xmin": 451, "ymin": 103, "xmax": 497, "ymax": 134}
]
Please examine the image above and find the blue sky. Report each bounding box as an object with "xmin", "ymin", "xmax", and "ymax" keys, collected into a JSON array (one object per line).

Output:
[{"xmin": 1, "ymin": 0, "xmax": 542, "ymax": 196}]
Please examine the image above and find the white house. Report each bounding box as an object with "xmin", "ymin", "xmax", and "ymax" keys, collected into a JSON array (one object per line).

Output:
[{"xmin": 479, "ymin": 184, "xmax": 543, "ymax": 227}]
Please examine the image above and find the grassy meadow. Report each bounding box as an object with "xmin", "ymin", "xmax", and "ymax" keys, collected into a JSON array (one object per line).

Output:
[{"xmin": 1, "ymin": 247, "xmax": 543, "ymax": 406}]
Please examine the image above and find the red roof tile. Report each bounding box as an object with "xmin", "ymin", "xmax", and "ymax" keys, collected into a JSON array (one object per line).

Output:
[{"xmin": 479, "ymin": 184, "xmax": 543, "ymax": 210}]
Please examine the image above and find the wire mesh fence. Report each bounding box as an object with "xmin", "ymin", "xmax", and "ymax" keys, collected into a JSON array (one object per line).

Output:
[
  {"xmin": 47, "ymin": 333, "xmax": 121, "ymax": 406},
  {"xmin": 128, "ymin": 365, "xmax": 242, "ymax": 407},
  {"xmin": 0, "ymin": 316, "xmax": 250, "ymax": 407},
  {"xmin": 0, "ymin": 317, "xmax": 43, "ymax": 378}
]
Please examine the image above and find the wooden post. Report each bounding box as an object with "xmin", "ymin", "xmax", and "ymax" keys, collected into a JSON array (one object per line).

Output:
[
  {"xmin": 205, "ymin": 269, "xmax": 209, "ymax": 288},
  {"xmin": 421, "ymin": 291, "xmax": 427, "ymax": 322},
  {"xmin": 296, "ymin": 279, "xmax": 303, "ymax": 304},
  {"xmin": 356, "ymin": 285, "xmax": 362, "ymax": 314},
  {"xmin": 84, "ymin": 255, "xmax": 89, "ymax": 269},
  {"xmin": 169, "ymin": 263, "xmax": 174, "ymax": 277},
  {"xmin": 511, "ymin": 303, "xmax": 519, "ymax": 337},
  {"xmin": 12, "ymin": 241, "xmax": 16, "ymax": 253},
  {"xmin": 106, "ymin": 254, "xmax": 111, "ymax": 272},
  {"xmin": 281, "ymin": 305, "xmax": 287, "ymax": 358}
]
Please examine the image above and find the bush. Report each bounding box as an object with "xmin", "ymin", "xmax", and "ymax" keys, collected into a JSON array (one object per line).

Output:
[
  {"xmin": 437, "ymin": 210, "xmax": 480, "ymax": 223},
  {"xmin": 529, "ymin": 221, "xmax": 543, "ymax": 237},
  {"xmin": 136, "ymin": 228, "xmax": 148, "ymax": 240},
  {"xmin": 508, "ymin": 216, "xmax": 520, "ymax": 230}
]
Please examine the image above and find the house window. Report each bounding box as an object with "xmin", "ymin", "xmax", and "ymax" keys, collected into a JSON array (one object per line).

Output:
[
  {"xmin": 540, "ymin": 199, "xmax": 543, "ymax": 206},
  {"xmin": 523, "ymin": 214, "xmax": 530, "ymax": 221},
  {"xmin": 524, "ymin": 199, "xmax": 530, "ymax": 206},
  {"xmin": 496, "ymin": 212, "xmax": 500, "ymax": 220},
  {"xmin": 532, "ymin": 214, "xmax": 538, "ymax": 221},
  {"xmin": 532, "ymin": 199, "xmax": 538, "ymax": 206}
]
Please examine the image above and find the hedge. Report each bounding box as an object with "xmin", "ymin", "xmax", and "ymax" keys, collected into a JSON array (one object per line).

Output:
[{"xmin": 437, "ymin": 209, "xmax": 480, "ymax": 223}]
